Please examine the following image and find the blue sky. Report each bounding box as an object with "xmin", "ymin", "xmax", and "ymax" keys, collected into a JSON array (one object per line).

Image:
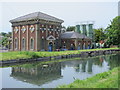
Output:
[{"xmin": 0, "ymin": 1, "xmax": 119, "ymax": 33}]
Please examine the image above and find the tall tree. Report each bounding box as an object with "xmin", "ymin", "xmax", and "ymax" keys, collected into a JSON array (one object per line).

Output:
[
  {"xmin": 94, "ymin": 28, "xmax": 106, "ymax": 43},
  {"xmin": 105, "ymin": 16, "xmax": 120, "ymax": 46}
]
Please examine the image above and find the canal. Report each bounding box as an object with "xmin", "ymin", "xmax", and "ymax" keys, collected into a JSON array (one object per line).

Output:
[{"xmin": 1, "ymin": 53, "xmax": 120, "ymax": 88}]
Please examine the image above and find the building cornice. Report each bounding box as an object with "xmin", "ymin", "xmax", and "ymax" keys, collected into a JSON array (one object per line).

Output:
[{"xmin": 11, "ymin": 19, "xmax": 62, "ymax": 26}]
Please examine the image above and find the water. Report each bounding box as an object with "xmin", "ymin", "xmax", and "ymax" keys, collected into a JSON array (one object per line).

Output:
[{"xmin": 1, "ymin": 53, "xmax": 120, "ymax": 88}]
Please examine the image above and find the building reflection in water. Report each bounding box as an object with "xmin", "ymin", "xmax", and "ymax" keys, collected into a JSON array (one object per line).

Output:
[
  {"xmin": 11, "ymin": 62, "xmax": 62, "ymax": 86},
  {"xmin": 62, "ymin": 54, "xmax": 120, "ymax": 74},
  {"xmin": 10, "ymin": 53, "xmax": 120, "ymax": 86},
  {"xmin": 87, "ymin": 60, "xmax": 93, "ymax": 73}
]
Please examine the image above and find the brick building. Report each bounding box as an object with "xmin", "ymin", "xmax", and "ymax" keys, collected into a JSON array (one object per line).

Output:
[{"xmin": 10, "ymin": 12, "xmax": 92, "ymax": 51}]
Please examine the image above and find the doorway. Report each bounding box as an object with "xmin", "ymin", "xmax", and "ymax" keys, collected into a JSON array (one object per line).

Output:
[{"xmin": 48, "ymin": 42, "xmax": 53, "ymax": 51}]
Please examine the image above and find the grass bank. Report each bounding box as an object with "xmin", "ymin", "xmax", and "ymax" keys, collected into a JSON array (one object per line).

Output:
[
  {"xmin": 58, "ymin": 67, "xmax": 119, "ymax": 88},
  {"xmin": 0, "ymin": 48, "xmax": 119, "ymax": 61}
]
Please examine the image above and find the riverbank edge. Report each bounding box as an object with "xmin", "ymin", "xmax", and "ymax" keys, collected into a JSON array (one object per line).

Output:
[
  {"xmin": 0, "ymin": 48, "xmax": 120, "ymax": 65},
  {"xmin": 57, "ymin": 67, "xmax": 119, "ymax": 88}
]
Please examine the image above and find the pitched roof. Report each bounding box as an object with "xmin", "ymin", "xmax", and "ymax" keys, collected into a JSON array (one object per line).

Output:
[
  {"xmin": 60, "ymin": 31, "xmax": 91, "ymax": 39},
  {"xmin": 10, "ymin": 12, "xmax": 64, "ymax": 23}
]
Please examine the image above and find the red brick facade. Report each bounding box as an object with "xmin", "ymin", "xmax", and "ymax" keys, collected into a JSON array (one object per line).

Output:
[
  {"xmin": 12, "ymin": 23, "xmax": 62, "ymax": 51},
  {"xmin": 10, "ymin": 12, "xmax": 91, "ymax": 51}
]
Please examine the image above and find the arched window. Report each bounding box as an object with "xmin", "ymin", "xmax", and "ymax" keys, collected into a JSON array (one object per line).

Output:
[
  {"xmin": 22, "ymin": 38, "xmax": 26, "ymax": 50},
  {"xmin": 30, "ymin": 38, "xmax": 34, "ymax": 50},
  {"xmin": 15, "ymin": 38, "xmax": 18, "ymax": 49}
]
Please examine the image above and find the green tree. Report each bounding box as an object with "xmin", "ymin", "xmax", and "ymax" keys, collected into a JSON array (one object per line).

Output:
[
  {"xmin": 0, "ymin": 32, "xmax": 7, "ymax": 37},
  {"xmin": 66, "ymin": 26, "xmax": 75, "ymax": 31},
  {"xmin": 6, "ymin": 32, "xmax": 12, "ymax": 37},
  {"xmin": 94, "ymin": 28, "xmax": 106, "ymax": 43},
  {"xmin": 105, "ymin": 16, "xmax": 120, "ymax": 46},
  {"xmin": 0, "ymin": 37, "xmax": 9, "ymax": 48},
  {"xmin": 0, "ymin": 32, "xmax": 12, "ymax": 48}
]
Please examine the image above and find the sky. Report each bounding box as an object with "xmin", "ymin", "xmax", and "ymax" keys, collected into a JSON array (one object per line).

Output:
[{"xmin": 0, "ymin": 1, "xmax": 119, "ymax": 33}]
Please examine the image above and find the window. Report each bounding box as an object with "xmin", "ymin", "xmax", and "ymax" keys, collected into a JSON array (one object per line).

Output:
[
  {"xmin": 44, "ymin": 28, "xmax": 46, "ymax": 30},
  {"xmin": 56, "ymin": 26, "xmax": 59, "ymax": 31},
  {"xmin": 29, "ymin": 25, "xmax": 35, "ymax": 32},
  {"xmin": 42, "ymin": 24, "xmax": 44, "ymax": 27},
  {"xmin": 41, "ymin": 25, "xmax": 46, "ymax": 31},
  {"xmin": 49, "ymin": 25, "xmax": 53, "ymax": 31},
  {"xmin": 30, "ymin": 38, "xmax": 34, "ymax": 50},
  {"xmin": 22, "ymin": 38, "xmax": 25, "ymax": 50},
  {"xmin": 15, "ymin": 38, "xmax": 18, "ymax": 49},
  {"xmin": 42, "ymin": 28, "xmax": 44, "ymax": 31},
  {"xmin": 21, "ymin": 26, "xmax": 26, "ymax": 32}
]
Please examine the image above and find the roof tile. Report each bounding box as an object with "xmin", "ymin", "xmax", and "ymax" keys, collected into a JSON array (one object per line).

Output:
[{"xmin": 10, "ymin": 12, "xmax": 64, "ymax": 23}]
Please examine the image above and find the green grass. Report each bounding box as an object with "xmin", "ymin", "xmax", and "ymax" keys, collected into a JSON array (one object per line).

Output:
[
  {"xmin": 0, "ymin": 48, "xmax": 119, "ymax": 61},
  {"xmin": 1, "ymin": 51, "xmax": 39, "ymax": 61},
  {"xmin": 58, "ymin": 67, "xmax": 119, "ymax": 88},
  {"xmin": 1, "ymin": 53, "xmax": 117, "ymax": 69}
]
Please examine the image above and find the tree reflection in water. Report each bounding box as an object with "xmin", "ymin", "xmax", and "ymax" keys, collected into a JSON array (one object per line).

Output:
[{"xmin": 10, "ymin": 53, "xmax": 120, "ymax": 86}]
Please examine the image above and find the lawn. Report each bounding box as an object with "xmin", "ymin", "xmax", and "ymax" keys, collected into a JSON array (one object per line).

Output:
[
  {"xmin": 0, "ymin": 48, "xmax": 119, "ymax": 61},
  {"xmin": 58, "ymin": 67, "xmax": 119, "ymax": 88}
]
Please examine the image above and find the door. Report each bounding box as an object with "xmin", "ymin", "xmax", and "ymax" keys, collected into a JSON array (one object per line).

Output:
[{"xmin": 48, "ymin": 42, "xmax": 53, "ymax": 51}]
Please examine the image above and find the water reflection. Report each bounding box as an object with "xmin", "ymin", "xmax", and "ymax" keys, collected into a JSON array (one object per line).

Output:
[
  {"xmin": 11, "ymin": 62, "xmax": 62, "ymax": 86},
  {"xmin": 8, "ymin": 53, "xmax": 120, "ymax": 88},
  {"xmin": 87, "ymin": 60, "xmax": 93, "ymax": 73},
  {"xmin": 105, "ymin": 54, "xmax": 120, "ymax": 70}
]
